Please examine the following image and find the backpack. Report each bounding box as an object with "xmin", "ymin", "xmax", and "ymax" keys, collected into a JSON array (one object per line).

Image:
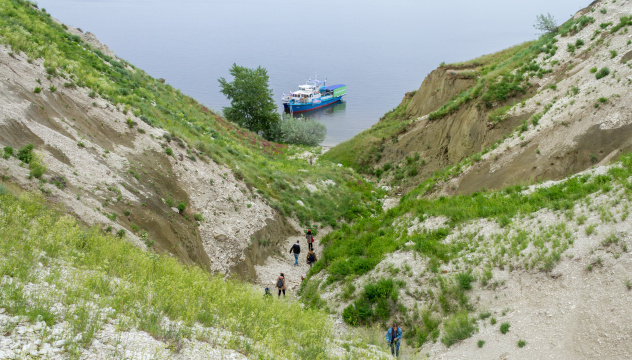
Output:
[
  {"xmin": 308, "ymin": 253, "xmax": 315, "ymax": 262},
  {"xmin": 276, "ymin": 277, "xmax": 284, "ymax": 288}
]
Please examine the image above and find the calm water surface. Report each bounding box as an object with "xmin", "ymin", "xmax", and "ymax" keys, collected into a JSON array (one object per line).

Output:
[{"xmin": 37, "ymin": 0, "xmax": 586, "ymax": 145}]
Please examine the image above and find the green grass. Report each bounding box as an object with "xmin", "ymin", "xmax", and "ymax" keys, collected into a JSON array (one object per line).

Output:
[
  {"xmin": 0, "ymin": 188, "xmax": 382, "ymax": 359},
  {"xmin": 518, "ymin": 339, "xmax": 527, "ymax": 348},
  {"xmin": 596, "ymin": 67, "xmax": 611, "ymax": 80},
  {"xmin": 500, "ymin": 322, "xmax": 510, "ymax": 334},
  {"xmin": 322, "ymin": 97, "xmax": 412, "ymax": 172},
  {"xmin": 441, "ymin": 312, "xmax": 476, "ymax": 347}
]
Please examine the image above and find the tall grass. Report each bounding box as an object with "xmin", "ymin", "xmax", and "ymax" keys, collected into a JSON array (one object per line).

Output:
[{"xmin": 0, "ymin": 189, "xmax": 353, "ymax": 358}]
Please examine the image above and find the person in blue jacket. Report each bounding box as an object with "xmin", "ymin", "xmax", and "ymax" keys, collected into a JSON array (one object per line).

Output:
[{"xmin": 385, "ymin": 323, "xmax": 402, "ymax": 357}]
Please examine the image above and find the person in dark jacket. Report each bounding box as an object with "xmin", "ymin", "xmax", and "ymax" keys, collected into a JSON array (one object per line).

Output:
[
  {"xmin": 289, "ymin": 240, "xmax": 300, "ymax": 266},
  {"xmin": 386, "ymin": 323, "xmax": 402, "ymax": 357}
]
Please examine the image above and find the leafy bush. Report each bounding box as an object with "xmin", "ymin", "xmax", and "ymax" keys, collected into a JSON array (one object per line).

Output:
[
  {"xmin": 276, "ymin": 115, "xmax": 326, "ymax": 146},
  {"xmin": 165, "ymin": 147, "xmax": 173, "ymax": 156},
  {"xmin": 595, "ymin": 67, "xmax": 610, "ymax": 79},
  {"xmin": 17, "ymin": 144, "xmax": 34, "ymax": 163},
  {"xmin": 441, "ymin": 312, "xmax": 476, "ymax": 347},
  {"xmin": 343, "ymin": 278, "xmax": 398, "ymax": 326},
  {"xmin": 194, "ymin": 213, "xmax": 203, "ymax": 221},
  {"xmin": 33, "ymin": 86, "xmax": 41, "ymax": 93},
  {"xmin": 177, "ymin": 201, "xmax": 186, "ymax": 214},
  {"xmin": 2, "ymin": 146, "xmax": 13, "ymax": 159},
  {"xmin": 518, "ymin": 339, "xmax": 526, "ymax": 348}
]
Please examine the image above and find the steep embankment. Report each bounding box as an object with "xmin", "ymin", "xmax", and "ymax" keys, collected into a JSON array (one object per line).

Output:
[
  {"xmin": 0, "ymin": 0, "xmax": 383, "ymax": 282},
  {"xmin": 328, "ymin": 1, "xmax": 632, "ymax": 196}
]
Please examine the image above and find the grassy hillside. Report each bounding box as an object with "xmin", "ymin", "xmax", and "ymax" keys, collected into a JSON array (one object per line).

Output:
[
  {"xmin": 0, "ymin": 0, "xmax": 383, "ymax": 230},
  {"xmin": 323, "ymin": 14, "xmax": 595, "ymax": 186},
  {"xmin": 0, "ymin": 183, "xmax": 390, "ymax": 359},
  {"xmin": 304, "ymin": 151, "xmax": 632, "ymax": 347}
]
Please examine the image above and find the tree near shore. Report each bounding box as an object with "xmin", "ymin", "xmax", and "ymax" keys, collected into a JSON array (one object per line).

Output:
[{"xmin": 218, "ymin": 64, "xmax": 279, "ymax": 139}]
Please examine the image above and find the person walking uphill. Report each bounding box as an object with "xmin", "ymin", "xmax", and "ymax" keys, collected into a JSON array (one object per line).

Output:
[
  {"xmin": 386, "ymin": 323, "xmax": 402, "ymax": 357},
  {"xmin": 306, "ymin": 229, "xmax": 314, "ymax": 251},
  {"xmin": 276, "ymin": 273, "xmax": 286, "ymax": 297},
  {"xmin": 289, "ymin": 240, "xmax": 301, "ymax": 266}
]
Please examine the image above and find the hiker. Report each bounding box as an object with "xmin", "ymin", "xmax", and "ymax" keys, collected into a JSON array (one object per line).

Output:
[
  {"xmin": 289, "ymin": 240, "xmax": 301, "ymax": 266},
  {"xmin": 276, "ymin": 273, "xmax": 286, "ymax": 297},
  {"xmin": 264, "ymin": 287, "xmax": 272, "ymax": 298},
  {"xmin": 386, "ymin": 323, "xmax": 402, "ymax": 357},
  {"xmin": 306, "ymin": 249, "xmax": 317, "ymax": 268},
  {"xmin": 306, "ymin": 229, "xmax": 314, "ymax": 251}
]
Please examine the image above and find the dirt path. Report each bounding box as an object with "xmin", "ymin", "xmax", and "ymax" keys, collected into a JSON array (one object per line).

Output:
[{"xmin": 254, "ymin": 220, "xmax": 329, "ymax": 298}]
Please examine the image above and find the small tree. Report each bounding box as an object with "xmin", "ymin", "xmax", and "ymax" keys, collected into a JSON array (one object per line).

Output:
[
  {"xmin": 534, "ymin": 13, "xmax": 558, "ymax": 34},
  {"xmin": 218, "ymin": 64, "xmax": 279, "ymax": 139}
]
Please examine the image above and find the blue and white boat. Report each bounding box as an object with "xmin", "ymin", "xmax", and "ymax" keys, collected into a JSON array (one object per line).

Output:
[{"xmin": 282, "ymin": 77, "xmax": 346, "ymax": 114}]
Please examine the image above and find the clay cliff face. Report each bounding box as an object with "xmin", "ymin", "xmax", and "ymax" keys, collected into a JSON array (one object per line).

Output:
[{"xmin": 369, "ymin": 0, "xmax": 632, "ymax": 195}]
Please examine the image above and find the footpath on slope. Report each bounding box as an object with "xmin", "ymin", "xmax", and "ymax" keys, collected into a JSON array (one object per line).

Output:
[{"xmin": 254, "ymin": 219, "xmax": 328, "ymax": 298}]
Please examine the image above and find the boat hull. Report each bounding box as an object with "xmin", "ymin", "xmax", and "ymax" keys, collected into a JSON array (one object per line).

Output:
[{"xmin": 283, "ymin": 96, "xmax": 343, "ymax": 114}]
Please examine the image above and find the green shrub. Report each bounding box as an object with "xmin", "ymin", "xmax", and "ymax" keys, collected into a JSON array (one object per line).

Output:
[
  {"xmin": 500, "ymin": 322, "xmax": 510, "ymax": 334},
  {"xmin": 595, "ymin": 67, "xmax": 610, "ymax": 79},
  {"xmin": 441, "ymin": 312, "xmax": 476, "ymax": 347},
  {"xmin": 33, "ymin": 86, "xmax": 41, "ymax": 93},
  {"xmin": 477, "ymin": 340, "xmax": 485, "ymax": 348},
  {"xmin": 49, "ymin": 85, "xmax": 57, "ymax": 92},
  {"xmin": 2, "ymin": 146, "xmax": 13, "ymax": 159},
  {"xmin": 456, "ymin": 272, "xmax": 475, "ymax": 290},
  {"xmin": 165, "ymin": 147, "xmax": 173, "ymax": 156},
  {"xmin": 589, "ymin": 67, "xmax": 597, "ymax": 73},
  {"xmin": 177, "ymin": 201, "xmax": 186, "ymax": 214},
  {"xmin": 575, "ymin": 39, "xmax": 584, "ymax": 48},
  {"xmin": 518, "ymin": 339, "xmax": 526, "ymax": 348},
  {"xmin": 17, "ymin": 144, "xmax": 34, "ymax": 163},
  {"xmin": 194, "ymin": 213, "xmax": 203, "ymax": 222},
  {"xmin": 116, "ymin": 229, "xmax": 126, "ymax": 238},
  {"xmin": 276, "ymin": 115, "xmax": 326, "ymax": 146},
  {"xmin": 610, "ymin": 50, "xmax": 618, "ymax": 59},
  {"xmin": 28, "ymin": 152, "xmax": 46, "ymax": 179}
]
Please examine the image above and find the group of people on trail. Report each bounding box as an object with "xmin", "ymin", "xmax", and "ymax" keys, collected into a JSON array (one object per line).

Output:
[
  {"xmin": 288, "ymin": 230, "xmax": 317, "ymax": 267},
  {"xmin": 268, "ymin": 230, "xmax": 318, "ymax": 299}
]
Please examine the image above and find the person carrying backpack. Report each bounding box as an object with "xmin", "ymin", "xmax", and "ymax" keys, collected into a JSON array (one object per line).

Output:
[
  {"xmin": 276, "ymin": 273, "xmax": 286, "ymax": 297},
  {"xmin": 289, "ymin": 240, "xmax": 301, "ymax": 266},
  {"xmin": 386, "ymin": 323, "xmax": 402, "ymax": 357},
  {"xmin": 306, "ymin": 229, "xmax": 314, "ymax": 251},
  {"xmin": 306, "ymin": 249, "xmax": 317, "ymax": 268}
]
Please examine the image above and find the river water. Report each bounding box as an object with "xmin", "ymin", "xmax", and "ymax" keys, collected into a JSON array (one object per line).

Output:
[{"xmin": 37, "ymin": 0, "xmax": 586, "ymax": 145}]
